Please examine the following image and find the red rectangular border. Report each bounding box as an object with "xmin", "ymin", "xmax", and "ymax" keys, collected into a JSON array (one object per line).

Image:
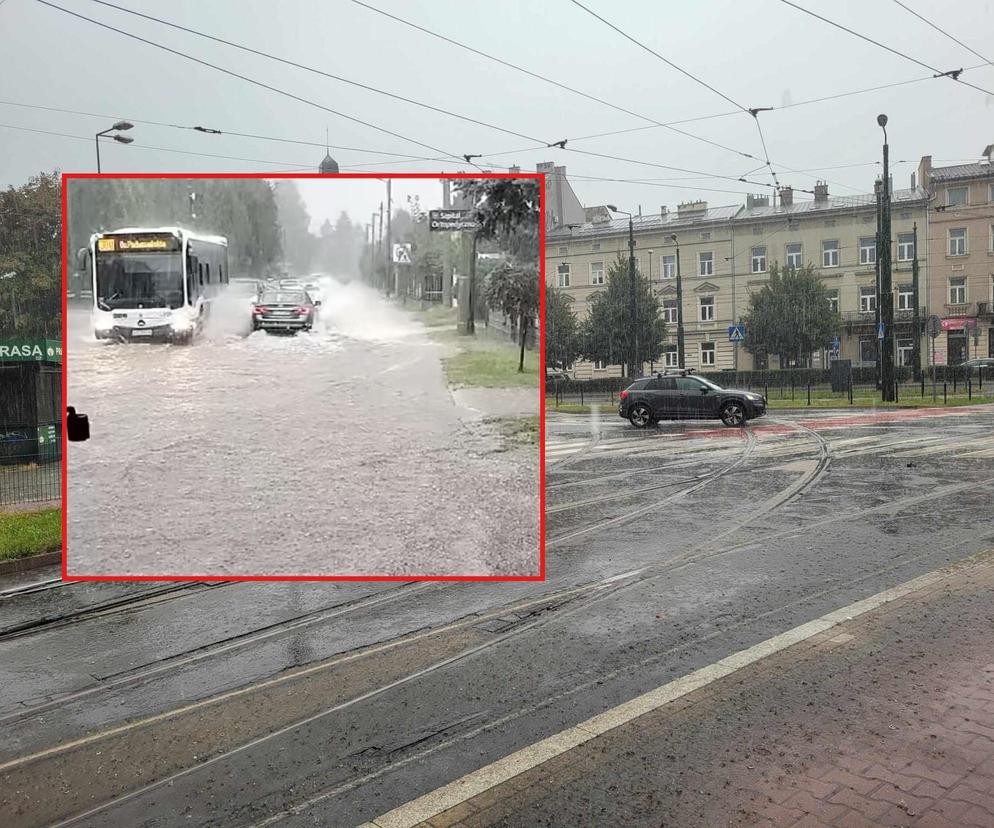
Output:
[{"xmin": 61, "ymin": 171, "xmax": 546, "ymax": 584}]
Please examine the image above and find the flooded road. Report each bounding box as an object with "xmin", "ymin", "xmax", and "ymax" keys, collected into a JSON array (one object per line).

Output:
[{"xmin": 66, "ymin": 278, "xmax": 540, "ymax": 577}]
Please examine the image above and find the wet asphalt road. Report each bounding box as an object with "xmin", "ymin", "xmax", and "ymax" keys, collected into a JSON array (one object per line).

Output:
[
  {"xmin": 3, "ymin": 404, "xmax": 993, "ymax": 826},
  {"xmin": 65, "ymin": 279, "xmax": 539, "ymax": 577}
]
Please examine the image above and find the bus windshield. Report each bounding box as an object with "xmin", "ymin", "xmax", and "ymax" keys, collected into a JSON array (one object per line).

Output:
[{"xmin": 95, "ymin": 252, "xmax": 184, "ymax": 310}]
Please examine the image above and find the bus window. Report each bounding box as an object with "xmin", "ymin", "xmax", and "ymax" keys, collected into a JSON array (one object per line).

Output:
[{"xmin": 199, "ymin": 264, "xmax": 204, "ymax": 287}]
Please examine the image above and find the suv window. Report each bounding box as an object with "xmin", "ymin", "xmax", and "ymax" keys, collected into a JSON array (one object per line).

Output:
[
  {"xmin": 675, "ymin": 377, "xmax": 704, "ymax": 391},
  {"xmin": 646, "ymin": 377, "xmax": 676, "ymax": 390}
]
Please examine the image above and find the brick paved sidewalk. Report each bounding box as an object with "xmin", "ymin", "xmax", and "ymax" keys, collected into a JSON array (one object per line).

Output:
[{"xmin": 413, "ymin": 552, "xmax": 994, "ymax": 827}]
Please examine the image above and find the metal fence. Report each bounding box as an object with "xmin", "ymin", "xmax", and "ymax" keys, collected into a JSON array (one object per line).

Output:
[
  {"xmin": 549, "ymin": 374, "xmax": 994, "ymax": 409},
  {"xmin": 0, "ymin": 422, "xmax": 61, "ymax": 506}
]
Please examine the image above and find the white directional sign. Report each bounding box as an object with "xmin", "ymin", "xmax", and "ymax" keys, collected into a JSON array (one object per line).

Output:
[{"xmin": 392, "ymin": 243, "xmax": 412, "ymax": 264}]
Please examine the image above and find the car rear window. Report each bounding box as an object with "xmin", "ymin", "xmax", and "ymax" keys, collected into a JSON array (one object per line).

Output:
[{"xmin": 260, "ymin": 291, "xmax": 305, "ymax": 304}]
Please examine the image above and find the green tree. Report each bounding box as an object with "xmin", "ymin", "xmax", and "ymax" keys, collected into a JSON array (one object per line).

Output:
[
  {"xmin": 454, "ymin": 179, "xmax": 539, "ymax": 261},
  {"xmin": 486, "ymin": 261, "xmax": 540, "ymax": 372},
  {"xmin": 0, "ymin": 171, "xmax": 61, "ymax": 337},
  {"xmin": 581, "ymin": 257, "xmax": 666, "ymax": 377},
  {"xmin": 741, "ymin": 263, "xmax": 840, "ymax": 367},
  {"xmin": 546, "ymin": 286, "xmax": 580, "ymax": 370}
]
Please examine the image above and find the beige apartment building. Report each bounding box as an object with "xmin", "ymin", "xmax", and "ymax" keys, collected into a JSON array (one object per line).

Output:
[
  {"xmin": 548, "ymin": 201, "xmax": 739, "ymax": 378},
  {"xmin": 730, "ymin": 183, "xmax": 929, "ymax": 370},
  {"xmin": 917, "ymin": 153, "xmax": 994, "ymax": 365},
  {"xmin": 543, "ymin": 148, "xmax": 994, "ymax": 378}
]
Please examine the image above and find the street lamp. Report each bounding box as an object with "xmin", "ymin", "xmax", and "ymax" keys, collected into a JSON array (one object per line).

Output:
[
  {"xmin": 608, "ymin": 205, "xmax": 639, "ymax": 377},
  {"xmin": 95, "ymin": 121, "xmax": 134, "ymax": 173},
  {"xmin": 670, "ymin": 233, "xmax": 686, "ymax": 368},
  {"xmin": 877, "ymin": 114, "xmax": 895, "ymax": 401}
]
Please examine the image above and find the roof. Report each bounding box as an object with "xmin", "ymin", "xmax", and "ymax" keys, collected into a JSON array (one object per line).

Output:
[
  {"xmin": 94, "ymin": 227, "xmax": 228, "ymax": 246},
  {"xmin": 548, "ymin": 204, "xmax": 742, "ymax": 239},
  {"xmin": 929, "ymin": 162, "xmax": 994, "ymax": 183},
  {"xmin": 734, "ymin": 187, "xmax": 928, "ymax": 220}
]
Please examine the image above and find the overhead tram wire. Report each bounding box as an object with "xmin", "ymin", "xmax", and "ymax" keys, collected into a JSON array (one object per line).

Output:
[
  {"xmin": 567, "ymin": 0, "xmax": 793, "ymax": 192},
  {"xmin": 0, "ymin": 121, "xmax": 479, "ymax": 172},
  {"xmin": 891, "ymin": 0, "xmax": 992, "ymax": 66},
  {"xmin": 349, "ymin": 0, "xmax": 797, "ymax": 169},
  {"xmin": 80, "ymin": 0, "xmax": 551, "ymax": 148},
  {"xmin": 779, "ymin": 0, "xmax": 994, "ymax": 98},
  {"xmin": 33, "ymin": 0, "xmax": 469, "ymax": 166},
  {"xmin": 0, "ymin": 100, "xmax": 489, "ymax": 166}
]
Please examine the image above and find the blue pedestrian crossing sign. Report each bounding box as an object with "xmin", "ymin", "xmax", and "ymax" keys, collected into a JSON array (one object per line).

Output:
[
  {"xmin": 877, "ymin": 322, "xmax": 885, "ymax": 340},
  {"xmin": 830, "ymin": 335, "xmax": 841, "ymax": 357},
  {"xmin": 728, "ymin": 323, "xmax": 746, "ymax": 342}
]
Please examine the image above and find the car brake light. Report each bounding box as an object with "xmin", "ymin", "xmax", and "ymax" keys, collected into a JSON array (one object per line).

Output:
[
  {"xmin": 619, "ymin": 390, "xmax": 629, "ymax": 401},
  {"xmin": 254, "ymin": 305, "xmax": 269, "ymax": 314},
  {"xmin": 294, "ymin": 306, "xmax": 310, "ymax": 315}
]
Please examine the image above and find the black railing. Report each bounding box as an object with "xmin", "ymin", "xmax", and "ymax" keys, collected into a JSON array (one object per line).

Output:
[{"xmin": 0, "ymin": 422, "xmax": 62, "ymax": 506}]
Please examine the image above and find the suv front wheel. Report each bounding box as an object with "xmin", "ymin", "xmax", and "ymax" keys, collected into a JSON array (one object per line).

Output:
[
  {"xmin": 628, "ymin": 403, "xmax": 654, "ymax": 428},
  {"xmin": 720, "ymin": 401, "xmax": 746, "ymax": 427}
]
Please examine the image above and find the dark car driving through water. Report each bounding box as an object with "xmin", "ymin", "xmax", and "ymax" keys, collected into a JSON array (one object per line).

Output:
[
  {"xmin": 251, "ymin": 289, "xmax": 320, "ymax": 334},
  {"xmin": 619, "ymin": 369, "xmax": 766, "ymax": 428}
]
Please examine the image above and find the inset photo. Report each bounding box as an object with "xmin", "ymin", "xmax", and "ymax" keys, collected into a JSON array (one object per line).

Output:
[{"xmin": 64, "ymin": 173, "xmax": 543, "ymax": 580}]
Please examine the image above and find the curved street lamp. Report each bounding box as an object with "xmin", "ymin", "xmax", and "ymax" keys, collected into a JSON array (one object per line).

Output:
[{"xmin": 95, "ymin": 121, "xmax": 134, "ymax": 173}]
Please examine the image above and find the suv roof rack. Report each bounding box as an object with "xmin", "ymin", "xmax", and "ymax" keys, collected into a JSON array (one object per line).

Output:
[{"xmin": 655, "ymin": 368, "xmax": 695, "ymax": 378}]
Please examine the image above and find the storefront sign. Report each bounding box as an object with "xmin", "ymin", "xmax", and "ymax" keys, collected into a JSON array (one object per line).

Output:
[{"xmin": 940, "ymin": 317, "xmax": 977, "ymax": 331}]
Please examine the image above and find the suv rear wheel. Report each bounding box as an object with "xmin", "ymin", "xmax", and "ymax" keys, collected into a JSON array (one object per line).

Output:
[
  {"xmin": 628, "ymin": 403, "xmax": 653, "ymax": 428},
  {"xmin": 720, "ymin": 401, "xmax": 746, "ymax": 427}
]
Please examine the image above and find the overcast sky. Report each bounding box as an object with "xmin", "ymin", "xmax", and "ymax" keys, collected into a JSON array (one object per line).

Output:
[{"xmin": 2, "ymin": 0, "xmax": 993, "ymax": 224}]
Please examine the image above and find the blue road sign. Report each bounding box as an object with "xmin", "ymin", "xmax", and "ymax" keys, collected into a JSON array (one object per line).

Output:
[
  {"xmin": 877, "ymin": 322, "xmax": 885, "ymax": 340},
  {"xmin": 728, "ymin": 324, "xmax": 746, "ymax": 342},
  {"xmin": 832, "ymin": 336, "xmax": 841, "ymax": 350}
]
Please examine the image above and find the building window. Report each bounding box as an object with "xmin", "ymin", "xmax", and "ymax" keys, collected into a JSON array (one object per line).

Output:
[
  {"xmin": 664, "ymin": 346, "xmax": 679, "ymax": 367},
  {"xmin": 949, "ymin": 277, "xmax": 966, "ymax": 304},
  {"xmin": 752, "ymin": 225, "xmax": 763, "ymax": 235},
  {"xmin": 786, "ymin": 243, "xmax": 802, "ymax": 269},
  {"xmin": 593, "ymin": 359, "xmax": 607, "ymax": 370},
  {"xmin": 897, "ymin": 284, "xmax": 914, "ymax": 311},
  {"xmin": 751, "ymin": 246, "xmax": 766, "ymax": 273},
  {"xmin": 860, "ymin": 338, "xmax": 878, "ymax": 363},
  {"xmin": 860, "ymin": 286, "xmax": 876, "ymax": 313},
  {"xmin": 699, "ymin": 295, "xmax": 715, "ymax": 321},
  {"xmin": 663, "ymin": 299, "xmax": 678, "ymax": 324},
  {"xmin": 700, "ymin": 231, "xmax": 712, "ymax": 240},
  {"xmin": 700, "ymin": 342, "xmax": 716, "ymax": 366},
  {"xmin": 826, "ymin": 289, "xmax": 839, "ymax": 313},
  {"xmin": 897, "ymin": 338, "xmax": 914, "ymax": 367},
  {"xmin": 990, "ymin": 223, "xmax": 994, "ymax": 252},
  {"xmin": 897, "ymin": 232, "xmax": 915, "ymax": 261},
  {"xmin": 557, "ymin": 263, "xmax": 571, "ymax": 288},
  {"xmin": 558, "ymin": 246, "xmax": 568, "ymax": 255},
  {"xmin": 592, "ymin": 242, "xmax": 601, "ymax": 252},
  {"xmin": 662, "ymin": 254, "xmax": 676, "ymax": 279},
  {"xmin": 589, "ymin": 261, "xmax": 604, "ymax": 285},
  {"xmin": 699, "ymin": 251, "xmax": 714, "ymax": 276},
  {"xmin": 859, "ymin": 237, "xmax": 877, "ymax": 265},
  {"xmin": 949, "ymin": 228, "xmax": 967, "ymax": 256},
  {"xmin": 947, "ymin": 186, "xmax": 968, "ymax": 207},
  {"xmin": 822, "ymin": 239, "xmax": 839, "ymax": 268}
]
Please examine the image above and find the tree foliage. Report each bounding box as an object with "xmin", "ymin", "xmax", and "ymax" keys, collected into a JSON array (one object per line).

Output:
[
  {"xmin": 741, "ymin": 263, "xmax": 841, "ymax": 367},
  {"xmin": 0, "ymin": 171, "xmax": 61, "ymax": 337},
  {"xmin": 581, "ymin": 257, "xmax": 666, "ymax": 377},
  {"xmin": 453, "ymin": 179, "xmax": 539, "ymax": 262},
  {"xmin": 546, "ymin": 286, "xmax": 580, "ymax": 370},
  {"xmin": 486, "ymin": 261, "xmax": 540, "ymax": 371}
]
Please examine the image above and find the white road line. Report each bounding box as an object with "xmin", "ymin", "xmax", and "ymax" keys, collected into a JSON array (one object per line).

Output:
[{"xmin": 359, "ymin": 558, "xmax": 978, "ymax": 828}]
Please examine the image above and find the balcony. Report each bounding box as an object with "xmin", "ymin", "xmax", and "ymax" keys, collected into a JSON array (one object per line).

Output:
[
  {"xmin": 944, "ymin": 303, "xmax": 976, "ymax": 317},
  {"xmin": 841, "ymin": 307, "xmax": 926, "ymax": 326}
]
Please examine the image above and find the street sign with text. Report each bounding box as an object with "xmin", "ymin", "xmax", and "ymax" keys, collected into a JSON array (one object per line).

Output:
[{"xmin": 428, "ymin": 210, "xmax": 480, "ymax": 232}]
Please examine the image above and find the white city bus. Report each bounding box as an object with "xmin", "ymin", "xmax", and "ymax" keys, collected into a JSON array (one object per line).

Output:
[{"xmin": 77, "ymin": 227, "xmax": 228, "ymax": 343}]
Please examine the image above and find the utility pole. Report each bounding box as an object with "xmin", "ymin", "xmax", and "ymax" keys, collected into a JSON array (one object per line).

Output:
[
  {"xmin": 911, "ymin": 222, "xmax": 922, "ymax": 381},
  {"xmin": 671, "ymin": 233, "xmax": 686, "ymax": 369},
  {"xmin": 442, "ymin": 179, "xmax": 453, "ymax": 307},
  {"xmin": 386, "ymin": 179, "xmax": 394, "ymax": 297},
  {"xmin": 874, "ymin": 177, "xmax": 883, "ymax": 390},
  {"xmin": 878, "ymin": 114, "xmax": 895, "ymax": 401},
  {"xmin": 378, "ymin": 201, "xmax": 385, "ymax": 292},
  {"xmin": 627, "ymin": 216, "xmax": 639, "ymax": 377}
]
